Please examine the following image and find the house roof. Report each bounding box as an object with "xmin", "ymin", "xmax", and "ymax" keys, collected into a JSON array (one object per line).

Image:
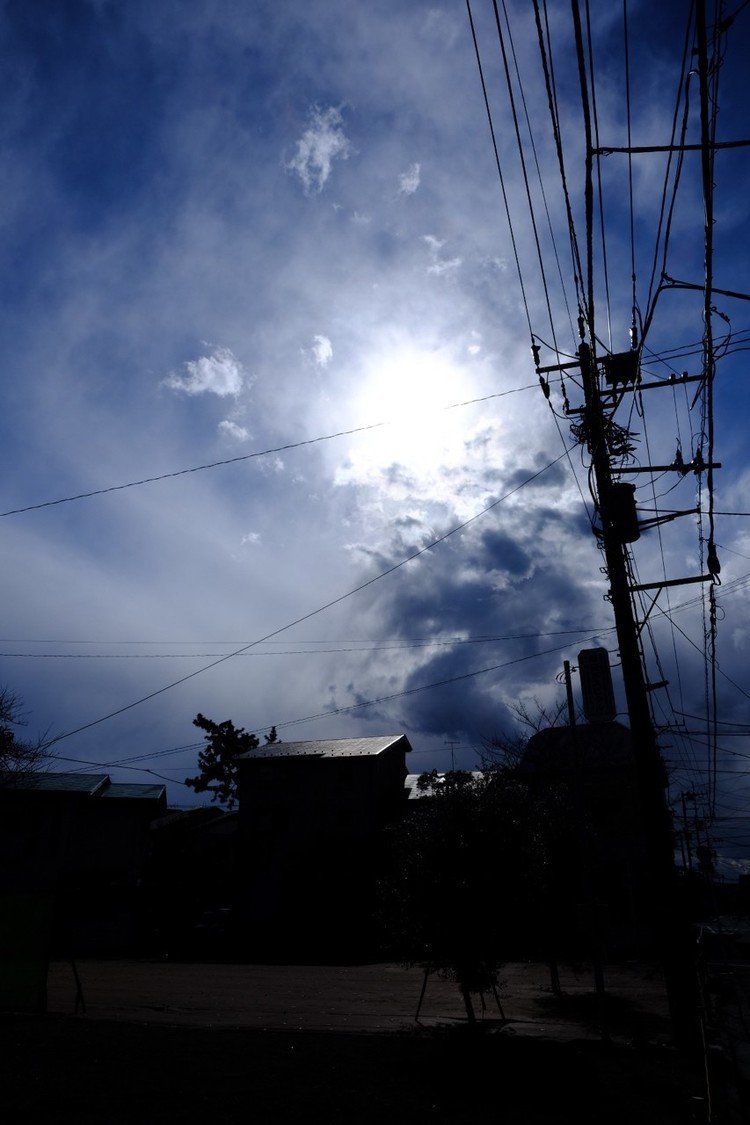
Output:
[
  {"xmin": 101, "ymin": 782, "xmax": 168, "ymax": 801},
  {"xmin": 0, "ymin": 771, "xmax": 166, "ymax": 802},
  {"xmin": 240, "ymin": 734, "xmax": 411, "ymax": 761},
  {"xmin": 1, "ymin": 771, "xmax": 110, "ymax": 795}
]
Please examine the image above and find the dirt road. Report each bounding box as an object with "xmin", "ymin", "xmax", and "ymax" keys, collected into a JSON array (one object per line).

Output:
[{"xmin": 46, "ymin": 958, "xmax": 671, "ymax": 1039}]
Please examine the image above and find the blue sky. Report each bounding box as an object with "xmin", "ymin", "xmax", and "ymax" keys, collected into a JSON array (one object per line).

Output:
[{"xmin": 1, "ymin": 0, "xmax": 749, "ymax": 862}]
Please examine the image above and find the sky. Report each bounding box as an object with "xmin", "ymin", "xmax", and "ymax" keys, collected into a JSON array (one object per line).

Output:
[{"xmin": 0, "ymin": 0, "xmax": 749, "ymax": 860}]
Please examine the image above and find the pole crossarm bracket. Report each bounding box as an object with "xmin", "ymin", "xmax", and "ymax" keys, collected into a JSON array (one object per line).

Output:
[
  {"xmin": 601, "ymin": 372, "xmax": 706, "ymax": 398},
  {"xmin": 535, "ymin": 360, "xmax": 582, "ymax": 375},
  {"xmin": 592, "ymin": 139, "xmax": 750, "ymax": 155},
  {"xmin": 630, "ymin": 573, "xmax": 714, "ymax": 594},
  {"xmin": 661, "ymin": 275, "xmax": 750, "ymax": 302},
  {"xmin": 637, "ymin": 509, "xmax": 697, "ymax": 531},
  {"xmin": 618, "ymin": 461, "xmax": 721, "ymax": 474}
]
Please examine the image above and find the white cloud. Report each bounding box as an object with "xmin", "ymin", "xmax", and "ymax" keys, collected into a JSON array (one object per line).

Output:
[
  {"xmin": 398, "ymin": 162, "xmax": 421, "ymax": 195},
  {"xmin": 218, "ymin": 419, "xmax": 249, "ymax": 441},
  {"xmin": 422, "ymin": 235, "xmax": 462, "ymax": 275},
  {"xmin": 241, "ymin": 531, "xmax": 261, "ymax": 545},
  {"xmin": 312, "ymin": 334, "xmax": 333, "ymax": 367},
  {"xmin": 429, "ymin": 258, "xmax": 461, "ymax": 275},
  {"xmin": 164, "ymin": 346, "xmax": 245, "ymax": 397},
  {"xmin": 287, "ymin": 106, "xmax": 351, "ymax": 194}
]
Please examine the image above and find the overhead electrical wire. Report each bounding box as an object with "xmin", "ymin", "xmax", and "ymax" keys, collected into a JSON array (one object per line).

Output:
[
  {"xmin": 42, "ymin": 448, "xmax": 573, "ymax": 748},
  {"xmin": 623, "ymin": 0, "xmax": 637, "ymax": 339},
  {"xmin": 641, "ymin": 6, "xmax": 696, "ymax": 345},
  {"xmin": 0, "ymin": 384, "xmax": 535, "ymax": 518},
  {"xmin": 0, "ymin": 624, "xmax": 614, "ymax": 660},
  {"xmin": 532, "ymin": 0, "xmax": 587, "ymax": 313},
  {"xmin": 46, "ymin": 634, "xmax": 604, "ymax": 781},
  {"xmin": 585, "ymin": 0, "xmax": 613, "ymax": 350},
  {"xmin": 247, "ymin": 636, "xmax": 588, "ymax": 737},
  {"xmin": 499, "ymin": 0, "xmax": 576, "ymax": 345},
  {"xmin": 466, "ymin": 0, "xmax": 534, "ymax": 339},
  {"xmin": 491, "ymin": 0, "xmax": 558, "ymax": 351}
]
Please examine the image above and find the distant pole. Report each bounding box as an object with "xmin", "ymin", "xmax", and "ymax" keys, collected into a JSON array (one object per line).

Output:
[
  {"xmin": 681, "ymin": 792, "xmax": 694, "ymax": 874},
  {"xmin": 444, "ymin": 739, "xmax": 461, "ymax": 771},
  {"xmin": 563, "ymin": 660, "xmax": 577, "ymax": 729}
]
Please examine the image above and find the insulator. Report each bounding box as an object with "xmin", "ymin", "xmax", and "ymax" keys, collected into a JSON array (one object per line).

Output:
[
  {"xmin": 538, "ymin": 375, "xmax": 550, "ymax": 399},
  {"xmin": 708, "ymin": 544, "xmax": 721, "ymax": 576},
  {"xmin": 531, "ymin": 342, "xmax": 541, "ymax": 368}
]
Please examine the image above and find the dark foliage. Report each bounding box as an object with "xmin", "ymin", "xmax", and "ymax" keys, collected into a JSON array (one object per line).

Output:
[
  {"xmin": 0, "ymin": 686, "xmax": 48, "ymax": 786},
  {"xmin": 185, "ymin": 713, "xmax": 277, "ymax": 809},
  {"xmin": 379, "ymin": 769, "xmax": 552, "ymax": 1014}
]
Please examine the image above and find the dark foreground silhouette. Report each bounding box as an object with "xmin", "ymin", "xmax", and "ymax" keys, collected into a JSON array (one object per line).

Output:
[{"xmin": 3, "ymin": 1014, "xmax": 703, "ymax": 1124}]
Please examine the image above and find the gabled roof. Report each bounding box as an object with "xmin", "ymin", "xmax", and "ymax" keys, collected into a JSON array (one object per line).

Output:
[{"xmin": 240, "ymin": 734, "xmax": 411, "ymax": 761}]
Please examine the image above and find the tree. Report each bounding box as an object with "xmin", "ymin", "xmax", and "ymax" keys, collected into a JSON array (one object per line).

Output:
[
  {"xmin": 184, "ymin": 713, "xmax": 278, "ymax": 809},
  {"xmin": 0, "ymin": 686, "xmax": 48, "ymax": 787},
  {"xmin": 378, "ymin": 769, "xmax": 550, "ymax": 1022}
]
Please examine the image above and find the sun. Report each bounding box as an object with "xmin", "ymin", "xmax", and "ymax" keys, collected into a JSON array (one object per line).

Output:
[{"xmin": 342, "ymin": 347, "xmax": 474, "ymax": 484}]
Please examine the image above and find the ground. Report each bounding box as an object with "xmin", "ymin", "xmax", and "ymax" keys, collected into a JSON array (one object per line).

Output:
[{"xmin": 0, "ymin": 959, "xmax": 725, "ymax": 1122}]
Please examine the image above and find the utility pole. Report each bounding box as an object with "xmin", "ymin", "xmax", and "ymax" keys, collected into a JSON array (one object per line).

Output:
[
  {"xmin": 577, "ymin": 340, "xmax": 674, "ymax": 890},
  {"xmin": 536, "ymin": 331, "xmax": 705, "ymax": 1052},
  {"xmin": 580, "ymin": 337, "xmax": 699, "ymax": 1041},
  {"xmin": 524, "ymin": 0, "xmax": 730, "ymax": 1053},
  {"xmin": 536, "ymin": 319, "xmax": 716, "ymax": 1053}
]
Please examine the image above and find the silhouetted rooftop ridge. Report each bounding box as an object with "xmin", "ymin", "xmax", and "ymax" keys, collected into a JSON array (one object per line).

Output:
[{"xmin": 240, "ymin": 734, "xmax": 411, "ymax": 760}]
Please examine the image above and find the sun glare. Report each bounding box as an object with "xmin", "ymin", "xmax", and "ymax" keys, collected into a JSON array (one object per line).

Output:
[{"xmin": 343, "ymin": 348, "xmax": 476, "ymax": 483}]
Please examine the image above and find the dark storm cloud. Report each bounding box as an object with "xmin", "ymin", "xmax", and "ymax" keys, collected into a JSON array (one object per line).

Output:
[
  {"xmin": 480, "ymin": 529, "xmax": 531, "ymax": 577},
  {"xmin": 505, "ymin": 460, "xmax": 567, "ymax": 491}
]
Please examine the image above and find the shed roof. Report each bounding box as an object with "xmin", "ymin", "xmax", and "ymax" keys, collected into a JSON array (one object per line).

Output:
[
  {"xmin": 1, "ymin": 771, "xmax": 110, "ymax": 796},
  {"xmin": 0, "ymin": 771, "xmax": 166, "ymax": 802},
  {"xmin": 240, "ymin": 734, "xmax": 411, "ymax": 761},
  {"xmin": 101, "ymin": 782, "xmax": 168, "ymax": 801}
]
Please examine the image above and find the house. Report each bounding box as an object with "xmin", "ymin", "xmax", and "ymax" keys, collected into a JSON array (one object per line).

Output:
[
  {"xmin": 0, "ymin": 772, "xmax": 167, "ymax": 954},
  {"xmin": 146, "ymin": 806, "xmax": 240, "ymax": 956},
  {"xmin": 237, "ymin": 734, "xmax": 411, "ymax": 956}
]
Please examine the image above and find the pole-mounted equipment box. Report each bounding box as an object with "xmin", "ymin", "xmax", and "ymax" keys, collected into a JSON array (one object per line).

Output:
[{"xmin": 578, "ymin": 647, "xmax": 617, "ymax": 723}]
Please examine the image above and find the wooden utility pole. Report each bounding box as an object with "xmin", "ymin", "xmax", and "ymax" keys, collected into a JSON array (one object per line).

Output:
[{"xmin": 539, "ymin": 335, "xmax": 701, "ymax": 1053}]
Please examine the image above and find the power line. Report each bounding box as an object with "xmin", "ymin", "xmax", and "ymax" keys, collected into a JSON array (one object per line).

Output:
[
  {"xmin": 0, "ymin": 627, "xmax": 612, "ymax": 647},
  {"xmin": 43, "ymin": 448, "xmax": 573, "ymax": 748},
  {"xmin": 0, "ymin": 625, "xmax": 612, "ymax": 659},
  {"xmin": 248, "ymin": 637, "xmax": 585, "ymax": 736},
  {"xmin": 466, "ymin": 0, "xmax": 533, "ymax": 338},
  {"xmin": 0, "ymin": 385, "xmax": 535, "ymax": 518}
]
